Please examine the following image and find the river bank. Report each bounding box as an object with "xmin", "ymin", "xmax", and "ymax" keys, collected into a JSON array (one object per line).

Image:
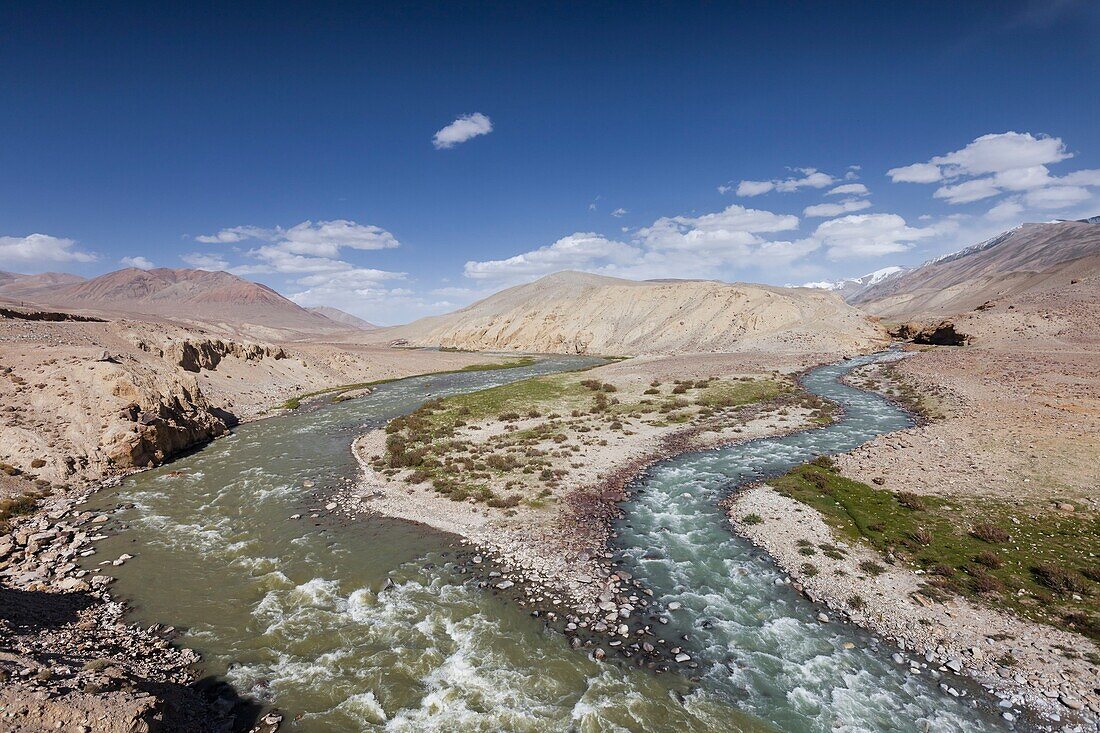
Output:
[
  {"xmin": 724, "ymin": 346, "xmax": 1099, "ymax": 728},
  {"xmin": 0, "ymin": 482, "xmax": 283, "ymax": 731},
  {"xmin": 0, "ymin": 346, "xmax": 551, "ymax": 731}
]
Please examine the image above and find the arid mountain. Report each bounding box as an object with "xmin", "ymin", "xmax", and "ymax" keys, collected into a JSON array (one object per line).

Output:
[
  {"xmin": 388, "ymin": 270, "xmax": 885, "ymax": 355},
  {"xmin": 0, "ymin": 268, "xmax": 342, "ymax": 335},
  {"xmin": 308, "ymin": 306, "xmax": 377, "ymax": 330},
  {"xmin": 853, "ymin": 220, "xmax": 1100, "ymax": 320},
  {"xmin": 0, "ymin": 271, "xmax": 87, "ymax": 301}
]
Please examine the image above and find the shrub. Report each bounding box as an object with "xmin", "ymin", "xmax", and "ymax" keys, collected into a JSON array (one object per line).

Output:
[
  {"xmin": 809, "ymin": 455, "xmax": 836, "ymax": 471},
  {"xmin": 896, "ymin": 492, "xmax": 926, "ymax": 510},
  {"xmin": 498, "ymin": 411, "xmax": 520, "ymax": 421},
  {"xmin": 800, "ymin": 562, "xmax": 819, "ymax": 577},
  {"xmin": 908, "ymin": 527, "xmax": 933, "ymax": 546},
  {"xmin": 30, "ymin": 459, "xmax": 46, "ymax": 469},
  {"xmin": 406, "ymin": 470, "xmax": 430, "ymax": 484},
  {"xmin": 974, "ymin": 551, "xmax": 1002, "ymax": 569},
  {"xmin": 858, "ymin": 560, "xmax": 885, "ymax": 576},
  {"xmin": 602, "ymin": 383, "xmax": 617, "ymax": 392},
  {"xmin": 643, "ymin": 388, "xmax": 659, "ymax": 395},
  {"xmin": 970, "ymin": 523, "xmax": 1010, "ymax": 544},
  {"xmin": 742, "ymin": 513, "xmax": 763, "ymax": 525},
  {"xmin": 968, "ymin": 569, "xmax": 1002, "ymax": 594},
  {"xmin": 1032, "ymin": 564, "xmax": 1089, "ymax": 595},
  {"xmin": 848, "ymin": 594, "xmax": 866, "ymax": 610},
  {"xmin": 798, "ymin": 546, "xmax": 817, "ymax": 556},
  {"xmin": 671, "ymin": 385, "xmax": 687, "ymax": 394}
]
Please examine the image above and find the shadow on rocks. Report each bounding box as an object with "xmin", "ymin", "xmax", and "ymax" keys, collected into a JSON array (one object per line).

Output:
[
  {"xmin": 0, "ymin": 585, "xmax": 97, "ymax": 630},
  {"xmin": 131, "ymin": 675, "xmax": 267, "ymax": 733}
]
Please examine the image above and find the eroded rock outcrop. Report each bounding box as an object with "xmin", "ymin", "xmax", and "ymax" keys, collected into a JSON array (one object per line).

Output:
[{"xmin": 171, "ymin": 339, "xmax": 287, "ymax": 373}]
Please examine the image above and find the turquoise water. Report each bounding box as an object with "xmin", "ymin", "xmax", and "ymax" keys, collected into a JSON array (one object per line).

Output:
[{"xmin": 85, "ymin": 352, "xmax": 1012, "ymax": 731}]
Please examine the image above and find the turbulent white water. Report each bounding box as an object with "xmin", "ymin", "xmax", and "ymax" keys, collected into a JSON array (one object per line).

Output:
[{"xmin": 87, "ymin": 352, "xmax": 1013, "ymax": 732}]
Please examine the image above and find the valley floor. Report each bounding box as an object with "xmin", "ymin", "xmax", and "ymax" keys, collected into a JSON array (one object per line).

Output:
[{"xmin": 347, "ymin": 343, "xmax": 1099, "ymax": 727}]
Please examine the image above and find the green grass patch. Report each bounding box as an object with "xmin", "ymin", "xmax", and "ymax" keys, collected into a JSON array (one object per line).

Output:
[
  {"xmin": 376, "ymin": 373, "xmax": 787, "ymax": 506},
  {"xmin": 772, "ymin": 462, "xmax": 1100, "ymax": 640}
]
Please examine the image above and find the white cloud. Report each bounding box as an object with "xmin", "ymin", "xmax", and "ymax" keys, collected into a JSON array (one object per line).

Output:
[
  {"xmin": 933, "ymin": 178, "xmax": 1002, "ymax": 204},
  {"xmin": 734, "ymin": 180, "xmax": 775, "ymax": 196},
  {"xmin": 887, "ymin": 162, "xmax": 943, "ymax": 183},
  {"xmin": 463, "ymin": 203, "xmax": 802, "ymax": 284},
  {"xmin": 196, "ymin": 220, "xmax": 399, "ymax": 258},
  {"xmin": 803, "ymin": 198, "xmax": 872, "ymax": 218},
  {"xmin": 813, "ymin": 213, "xmax": 936, "ymax": 259},
  {"xmin": 432, "ymin": 112, "xmax": 493, "ymax": 150},
  {"xmin": 1061, "ymin": 169, "xmax": 1100, "ymax": 187},
  {"xmin": 0, "ymin": 234, "xmax": 96, "ymax": 263},
  {"xmin": 181, "ymin": 252, "xmax": 230, "ymax": 270},
  {"xmin": 930, "ymin": 132, "xmax": 1070, "ymax": 176},
  {"xmin": 611, "ymin": 208, "xmax": 628, "ymax": 217},
  {"xmin": 985, "ymin": 199, "xmax": 1025, "ymax": 221},
  {"xmin": 889, "ymin": 132, "xmax": 1100, "ymax": 220},
  {"xmin": 187, "ymin": 219, "xmax": 403, "ymax": 278},
  {"xmin": 827, "ymin": 183, "xmax": 869, "ymax": 196},
  {"xmin": 992, "ymin": 165, "xmax": 1055, "ymax": 191},
  {"xmin": 119, "ymin": 256, "xmax": 155, "ymax": 269},
  {"xmin": 464, "ymin": 233, "xmax": 638, "ymax": 281},
  {"xmin": 194, "ymin": 225, "xmax": 268, "ymax": 244},
  {"xmin": 1025, "ymin": 185, "xmax": 1091, "ymax": 209},
  {"xmin": 734, "ymin": 168, "xmax": 836, "ymax": 197}
]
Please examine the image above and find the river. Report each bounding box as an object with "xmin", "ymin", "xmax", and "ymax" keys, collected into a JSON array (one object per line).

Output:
[{"xmin": 85, "ymin": 351, "xmax": 1013, "ymax": 732}]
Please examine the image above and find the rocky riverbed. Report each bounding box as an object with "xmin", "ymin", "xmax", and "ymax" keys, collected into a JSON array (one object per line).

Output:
[{"xmin": 0, "ymin": 484, "xmax": 282, "ymax": 732}]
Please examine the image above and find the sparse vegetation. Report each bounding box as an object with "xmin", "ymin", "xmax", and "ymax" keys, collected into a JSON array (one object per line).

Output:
[
  {"xmin": 771, "ymin": 461, "xmax": 1100, "ymax": 640},
  {"xmin": 374, "ymin": 370, "xmax": 787, "ymax": 507},
  {"xmin": 0, "ymin": 490, "xmax": 50, "ymax": 532}
]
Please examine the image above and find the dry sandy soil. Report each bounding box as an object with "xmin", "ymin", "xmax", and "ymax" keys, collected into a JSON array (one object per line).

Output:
[
  {"xmin": 0, "ymin": 311, "xmax": 508, "ymax": 493},
  {"xmin": 386, "ymin": 270, "xmax": 887, "ymax": 355}
]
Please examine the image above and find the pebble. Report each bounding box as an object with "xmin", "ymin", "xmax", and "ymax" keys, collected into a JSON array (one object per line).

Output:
[{"xmin": 816, "ymin": 612, "xmax": 829, "ymax": 623}]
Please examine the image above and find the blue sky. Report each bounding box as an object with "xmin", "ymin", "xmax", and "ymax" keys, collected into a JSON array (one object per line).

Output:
[{"xmin": 2, "ymin": 1, "xmax": 1099, "ymax": 324}]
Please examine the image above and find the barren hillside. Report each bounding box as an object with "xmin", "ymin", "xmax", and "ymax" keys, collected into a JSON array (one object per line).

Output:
[
  {"xmin": 388, "ymin": 270, "xmax": 885, "ymax": 355},
  {"xmin": 853, "ymin": 220, "xmax": 1100, "ymax": 321},
  {"xmin": 308, "ymin": 305, "xmax": 377, "ymax": 330},
  {"xmin": 0, "ymin": 268, "xmax": 343, "ymax": 337}
]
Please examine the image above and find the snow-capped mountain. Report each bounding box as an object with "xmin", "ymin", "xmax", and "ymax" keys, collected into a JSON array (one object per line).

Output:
[{"xmin": 797, "ymin": 266, "xmax": 907, "ymax": 302}]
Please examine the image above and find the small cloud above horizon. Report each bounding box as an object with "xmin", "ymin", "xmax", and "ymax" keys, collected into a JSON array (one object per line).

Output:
[
  {"xmin": 0, "ymin": 233, "xmax": 97, "ymax": 264},
  {"xmin": 119, "ymin": 255, "xmax": 155, "ymax": 269},
  {"xmin": 432, "ymin": 112, "xmax": 493, "ymax": 150}
]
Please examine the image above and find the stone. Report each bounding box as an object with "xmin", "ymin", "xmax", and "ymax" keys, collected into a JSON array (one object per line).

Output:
[
  {"xmin": 496, "ymin": 580, "xmax": 514, "ymax": 590},
  {"xmin": 945, "ymin": 658, "xmax": 964, "ymax": 673},
  {"xmin": 1059, "ymin": 695, "xmax": 1083, "ymax": 710},
  {"xmin": 667, "ymin": 601, "xmax": 681, "ymax": 611},
  {"xmin": 674, "ymin": 653, "xmax": 691, "ymax": 663},
  {"xmin": 816, "ymin": 612, "xmax": 829, "ymax": 623}
]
